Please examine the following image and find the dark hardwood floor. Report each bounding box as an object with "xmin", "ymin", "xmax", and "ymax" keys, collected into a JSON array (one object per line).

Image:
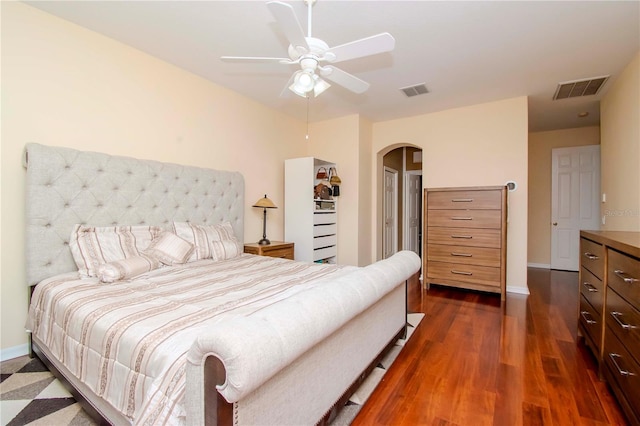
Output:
[{"xmin": 352, "ymin": 268, "xmax": 629, "ymax": 426}]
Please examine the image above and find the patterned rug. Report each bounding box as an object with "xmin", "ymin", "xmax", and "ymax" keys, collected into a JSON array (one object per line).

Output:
[{"xmin": 1, "ymin": 313, "xmax": 423, "ymax": 426}]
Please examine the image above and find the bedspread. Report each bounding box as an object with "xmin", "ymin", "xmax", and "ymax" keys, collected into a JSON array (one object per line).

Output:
[{"xmin": 27, "ymin": 254, "xmax": 354, "ymax": 425}]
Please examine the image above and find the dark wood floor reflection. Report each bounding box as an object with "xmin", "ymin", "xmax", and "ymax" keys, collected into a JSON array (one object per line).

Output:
[{"xmin": 352, "ymin": 268, "xmax": 628, "ymax": 426}]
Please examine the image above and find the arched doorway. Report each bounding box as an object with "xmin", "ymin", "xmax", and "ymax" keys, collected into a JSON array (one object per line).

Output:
[{"xmin": 379, "ymin": 145, "xmax": 423, "ymax": 259}]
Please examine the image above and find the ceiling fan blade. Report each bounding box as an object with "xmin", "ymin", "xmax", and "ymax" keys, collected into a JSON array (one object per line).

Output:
[
  {"xmin": 220, "ymin": 56, "xmax": 292, "ymax": 64},
  {"xmin": 325, "ymin": 32, "xmax": 395, "ymax": 63},
  {"xmin": 266, "ymin": 1, "xmax": 309, "ymax": 52},
  {"xmin": 321, "ymin": 66, "xmax": 370, "ymax": 94}
]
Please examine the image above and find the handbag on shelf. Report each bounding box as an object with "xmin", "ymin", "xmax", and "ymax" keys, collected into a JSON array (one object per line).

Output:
[
  {"xmin": 314, "ymin": 183, "xmax": 331, "ymax": 200},
  {"xmin": 316, "ymin": 167, "xmax": 328, "ymax": 180},
  {"xmin": 329, "ymin": 167, "xmax": 341, "ymax": 186}
]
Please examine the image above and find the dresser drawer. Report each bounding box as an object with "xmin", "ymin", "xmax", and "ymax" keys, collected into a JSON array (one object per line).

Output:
[
  {"xmin": 313, "ymin": 223, "xmax": 336, "ymax": 237},
  {"xmin": 427, "ymin": 262, "xmax": 500, "ymax": 288},
  {"xmin": 603, "ymin": 327, "xmax": 640, "ymax": 420},
  {"xmin": 580, "ymin": 237, "xmax": 604, "ymax": 279},
  {"xmin": 579, "ymin": 294, "xmax": 602, "ymax": 351},
  {"xmin": 313, "ymin": 212, "xmax": 336, "ymax": 225},
  {"xmin": 427, "ymin": 189, "xmax": 502, "ymax": 210},
  {"xmin": 427, "ymin": 209, "xmax": 502, "ymax": 229},
  {"xmin": 580, "ymin": 267, "xmax": 604, "ymax": 315},
  {"xmin": 427, "ymin": 227, "xmax": 501, "ymax": 248},
  {"xmin": 428, "ymin": 244, "xmax": 500, "ymax": 268},
  {"xmin": 608, "ymin": 249, "xmax": 640, "ymax": 307},
  {"xmin": 313, "ymin": 234, "xmax": 336, "ymax": 249},
  {"xmin": 606, "ymin": 287, "xmax": 640, "ymax": 366}
]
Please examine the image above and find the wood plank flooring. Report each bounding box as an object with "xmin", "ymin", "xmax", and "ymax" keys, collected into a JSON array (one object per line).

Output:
[{"xmin": 352, "ymin": 268, "xmax": 629, "ymax": 426}]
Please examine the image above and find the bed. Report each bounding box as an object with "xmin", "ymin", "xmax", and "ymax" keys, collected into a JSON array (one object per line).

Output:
[{"xmin": 24, "ymin": 143, "xmax": 421, "ymax": 425}]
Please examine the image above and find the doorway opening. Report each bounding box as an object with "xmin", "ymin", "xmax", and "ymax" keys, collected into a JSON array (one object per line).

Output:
[{"xmin": 381, "ymin": 146, "xmax": 423, "ymax": 259}]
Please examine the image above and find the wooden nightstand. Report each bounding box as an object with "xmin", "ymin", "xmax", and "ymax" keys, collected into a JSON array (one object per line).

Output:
[{"xmin": 244, "ymin": 241, "xmax": 294, "ymax": 260}]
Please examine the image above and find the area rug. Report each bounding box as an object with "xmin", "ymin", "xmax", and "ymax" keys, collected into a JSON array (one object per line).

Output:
[{"xmin": 1, "ymin": 313, "xmax": 423, "ymax": 426}]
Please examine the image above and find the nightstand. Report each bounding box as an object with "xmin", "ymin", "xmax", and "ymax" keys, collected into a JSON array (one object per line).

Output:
[{"xmin": 244, "ymin": 241, "xmax": 294, "ymax": 260}]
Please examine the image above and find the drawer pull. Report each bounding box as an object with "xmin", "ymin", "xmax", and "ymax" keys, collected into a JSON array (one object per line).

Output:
[
  {"xmin": 582, "ymin": 282, "xmax": 598, "ymax": 293},
  {"xmin": 451, "ymin": 198, "xmax": 473, "ymax": 202},
  {"xmin": 451, "ymin": 252, "xmax": 472, "ymax": 257},
  {"xmin": 451, "ymin": 217, "xmax": 473, "ymax": 221},
  {"xmin": 614, "ymin": 269, "xmax": 638, "ymax": 283},
  {"xmin": 608, "ymin": 353, "xmax": 636, "ymax": 377},
  {"xmin": 451, "ymin": 270, "xmax": 472, "ymax": 276},
  {"xmin": 451, "ymin": 235, "xmax": 473, "ymax": 239},
  {"xmin": 583, "ymin": 252, "xmax": 599, "ymax": 260},
  {"xmin": 580, "ymin": 311, "xmax": 597, "ymax": 325},
  {"xmin": 610, "ymin": 311, "xmax": 638, "ymax": 330}
]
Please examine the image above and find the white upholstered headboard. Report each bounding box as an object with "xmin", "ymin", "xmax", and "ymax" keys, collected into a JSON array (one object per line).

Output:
[{"xmin": 24, "ymin": 143, "xmax": 244, "ymax": 286}]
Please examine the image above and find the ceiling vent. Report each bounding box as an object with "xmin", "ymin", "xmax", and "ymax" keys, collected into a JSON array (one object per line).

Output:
[
  {"xmin": 553, "ymin": 76, "xmax": 609, "ymax": 100},
  {"xmin": 401, "ymin": 83, "xmax": 429, "ymax": 97}
]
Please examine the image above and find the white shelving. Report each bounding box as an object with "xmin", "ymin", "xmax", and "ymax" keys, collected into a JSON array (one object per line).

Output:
[{"xmin": 285, "ymin": 157, "xmax": 338, "ymax": 263}]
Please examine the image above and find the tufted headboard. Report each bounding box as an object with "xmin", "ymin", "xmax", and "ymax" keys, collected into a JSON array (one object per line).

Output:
[{"xmin": 24, "ymin": 143, "xmax": 244, "ymax": 286}]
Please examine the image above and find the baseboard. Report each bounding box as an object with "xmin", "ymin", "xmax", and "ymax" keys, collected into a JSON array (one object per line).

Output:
[
  {"xmin": 527, "ymin": 263, "xmax": 550, "ymax": 269},
  {"xmin": 0, "ymin": 343, "xmax": 29, "ymax": 361},
  {"xmin": 506, "ymin": 285, "xmax": 530, "ymax": 295}
]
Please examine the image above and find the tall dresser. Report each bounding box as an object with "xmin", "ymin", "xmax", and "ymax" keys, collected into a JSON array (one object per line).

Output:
[
  {"xmin": 423, "ymin": 186, "xmax": 507, "ymax": 300},
  {"xmin": 579, "ymin": 230, "xmax": 640, "ymax": 425}
]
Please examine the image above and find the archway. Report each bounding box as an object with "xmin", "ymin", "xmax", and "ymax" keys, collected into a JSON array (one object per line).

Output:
[{"xmin": 376, "ymin": 144, "xmax": 423, "ymax": 261}]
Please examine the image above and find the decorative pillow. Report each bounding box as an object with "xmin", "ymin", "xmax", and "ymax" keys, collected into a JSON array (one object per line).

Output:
[
  {"xmin": 97, "ymin": 254, "xmax": 160, "ymax": 283},
  {"xmin": 210, "ymin": 239, "xmax": 243, "ymax": 261},
  {"xmin": 143, "ymin": 231, "xmax": 195, "ymax": 265},
  {"xmin": 172, "ymin": 221, "xmax": 242, "ymax": 262},
  {"xmin": 69, "ymin": 225, "xmax": 161, "ymax": 277}
]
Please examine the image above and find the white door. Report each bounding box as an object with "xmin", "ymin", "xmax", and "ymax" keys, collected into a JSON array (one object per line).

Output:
[
  {"xmin": 551, "ymin": 145, "xmax": 601, "ymax": 271},
  {"xmin": 383, "ymin": 167, "xmax": 398, "ymax": 259},
  {"xmin": 404, "ymin": 171, "xmax": 422, "ymax": 255}
]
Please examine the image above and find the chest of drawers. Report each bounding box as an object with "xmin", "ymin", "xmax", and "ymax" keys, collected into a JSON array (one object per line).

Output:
[
  {"xmin": 579, "ymin": 230, "xmax": 640, "ymax": 425},
  {"xmin": 424, "ymin": 186, "xmax": 507, "ymax": 300}
]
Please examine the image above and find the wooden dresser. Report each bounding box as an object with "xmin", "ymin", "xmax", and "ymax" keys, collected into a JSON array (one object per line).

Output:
[
  {"xmin": 579, "ymin": 231, "xmax": 640, "ymax": 425},
  {"xmin": 423, "ymin": 186, "xmax": 507, "ymax": 300}
]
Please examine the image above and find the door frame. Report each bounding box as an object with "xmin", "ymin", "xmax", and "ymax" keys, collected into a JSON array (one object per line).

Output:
[
  {"xmin": 403, "ymin": 170, "xmax": 422, "ymax": 254},
  {"xmin": 383, "ymin": 166, "xmax": 399, "ymax": 258}
]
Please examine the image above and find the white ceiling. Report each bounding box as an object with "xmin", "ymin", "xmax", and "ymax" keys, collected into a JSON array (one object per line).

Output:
[{"xmin": 25, "ymin": 1, "xmax": 640, "ymax": 132}]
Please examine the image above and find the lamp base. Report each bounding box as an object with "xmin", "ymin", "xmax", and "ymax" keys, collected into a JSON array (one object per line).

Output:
[{"xmin": 258, "ymin": 238, "xmax": 271, "ymax": 245}]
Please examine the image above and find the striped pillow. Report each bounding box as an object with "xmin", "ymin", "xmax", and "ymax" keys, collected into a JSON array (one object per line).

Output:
[
  {"xmin": 172, "ymin": 221, "xmax": 242, "ymax": 262},
  {"xmin": 144, "ymin": 231, "xmax": 194, "ymax": 265},
  {"xmin": 69, "ymin": 225, "xmax": 161, "ymax": 277},
  {"xmin": 97, "ymin": 254, "xmax": 160, "ymax": 283}
]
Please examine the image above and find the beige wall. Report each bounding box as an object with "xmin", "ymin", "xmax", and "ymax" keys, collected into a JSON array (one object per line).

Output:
[
  {"xmin": 1, "ymin": 3, "xmax": 307, "ymax": 354},
  {"xmin": 358, "ymin": 118, "xmax": 373, "ymax": 266},
  {"xmin": 307, "ymin": 114, "xmax": 366, "ymax": 267},
  {"xmin": 601, "ymin": 52, "xmax": 640, "ymax": 231},
  {"xmin": 528, "ymin": 127, "xmax": 600, "ymax": 266},
  {"xmin": 373, "ymin": 97, "xmax": 529, "ymax": 294}
]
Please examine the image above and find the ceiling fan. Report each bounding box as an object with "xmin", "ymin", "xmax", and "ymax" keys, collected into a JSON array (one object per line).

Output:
[{"xmin": 221, "ymin": 0, "xmax": 395, "ymax": 98}]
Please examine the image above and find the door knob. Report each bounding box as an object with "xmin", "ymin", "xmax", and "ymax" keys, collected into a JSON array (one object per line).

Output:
[{"xmin": 552, "ymin": 222, "xmax": 558, "ymax": 226}]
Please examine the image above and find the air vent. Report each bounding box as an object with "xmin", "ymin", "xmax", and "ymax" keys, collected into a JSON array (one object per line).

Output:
[
  {"xmin": 401, "ymin": 83, "xmax": 429, "ymax": 97},
  {"xmin": 553, "ymin": 76, "xmax": 609, "ymax": 100}
]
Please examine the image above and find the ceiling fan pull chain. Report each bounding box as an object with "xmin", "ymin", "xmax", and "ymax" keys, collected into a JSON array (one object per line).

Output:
[{"xmin": 306, "ymin": 95, "xmax": 310, "ymax": 140}]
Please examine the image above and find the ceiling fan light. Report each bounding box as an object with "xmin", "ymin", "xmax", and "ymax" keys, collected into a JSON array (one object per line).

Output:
[
  {"xmin": 289, "ymin": 70, "xmax": 315, "ymax": 97},
  {"xmin": 313, "ymin": 76, "xmax": 330, "ymax": 97}
]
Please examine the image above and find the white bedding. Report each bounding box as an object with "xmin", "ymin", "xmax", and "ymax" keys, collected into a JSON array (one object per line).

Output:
[{"xmin": 27, "ymin": 254, "xmax": 354, "ymax": 425}]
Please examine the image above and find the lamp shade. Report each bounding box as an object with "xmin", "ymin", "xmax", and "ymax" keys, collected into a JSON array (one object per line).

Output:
[{"xmin": 253, "ymin": 195, "xmax": 277, "ymax": 209}]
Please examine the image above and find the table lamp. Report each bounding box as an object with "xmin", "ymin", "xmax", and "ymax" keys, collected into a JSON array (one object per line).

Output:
[{"xmin": 253, "ymin": 194, "xmax": 277, "ymax": 245}]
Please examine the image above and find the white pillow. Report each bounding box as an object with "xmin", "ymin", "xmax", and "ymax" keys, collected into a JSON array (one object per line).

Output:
[
  {"xmin": 69, "ymin": 225, "xmax": 161, "ymax": 277},
  {"xmin": 144, "ymin": 231, "xmax": 194, "ymax": 265},
  {"xmin": 172, "ymin": 221, "xmax": 242, "ymax": 262},
  {"xmin": 97, "ymin": 255, "xmax": 160, "ymax": 283}
]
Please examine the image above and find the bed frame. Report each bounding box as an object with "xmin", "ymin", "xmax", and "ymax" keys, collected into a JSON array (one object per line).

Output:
[{"xmin": 24, "ymin": 143, "xmax": 420, "ymax": 425}]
